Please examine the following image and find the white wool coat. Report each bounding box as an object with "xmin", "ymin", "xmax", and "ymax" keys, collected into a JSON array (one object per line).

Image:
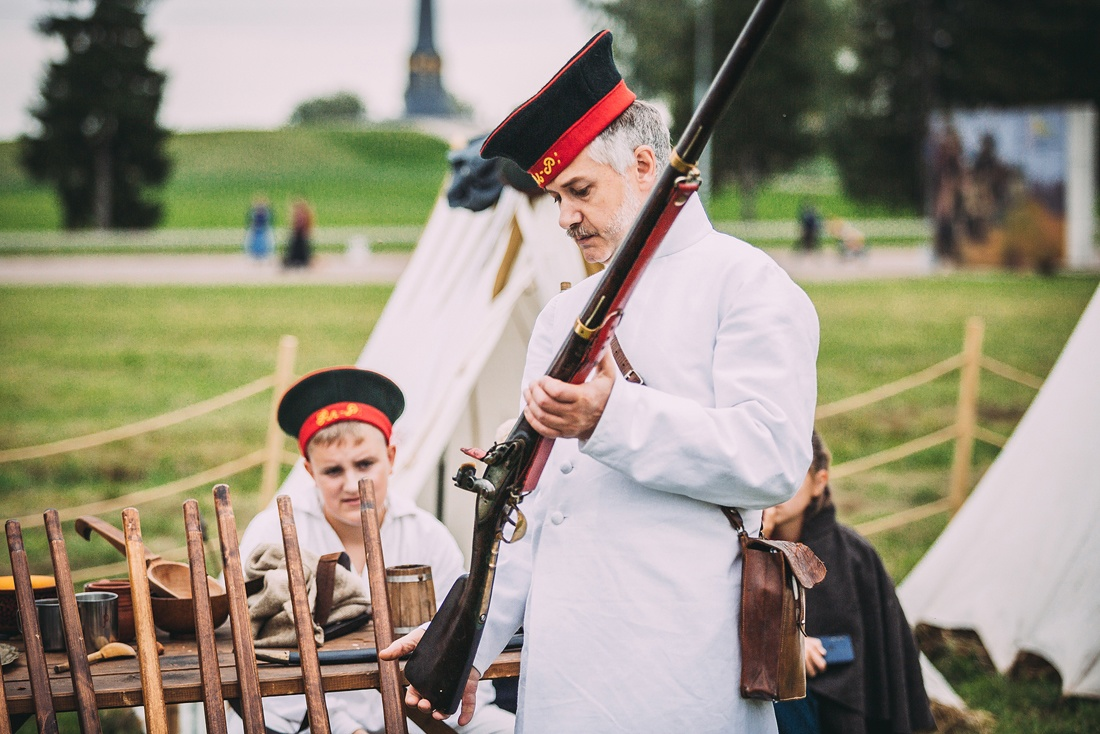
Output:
[{"xmin": 472, "ymin": 195, "xmax": 819, "ymax": 733}]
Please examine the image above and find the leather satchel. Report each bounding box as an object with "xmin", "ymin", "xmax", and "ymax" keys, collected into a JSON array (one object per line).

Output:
[
  {"xmin": 605, "ymin": 333, "xmax": 827, "ymax": 700},
  {"xmin": 723, "ymin": 507, "xmax": 826, "ymax": 701}
]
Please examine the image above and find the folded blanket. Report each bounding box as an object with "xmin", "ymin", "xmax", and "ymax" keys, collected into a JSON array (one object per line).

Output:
[{"xmin": 244, "ymin": 543, "xmax": 371, "ymax": 648}]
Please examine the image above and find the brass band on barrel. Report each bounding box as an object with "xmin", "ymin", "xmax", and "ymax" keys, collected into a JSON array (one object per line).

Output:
[
  {"xmin": 574, "ymin": 318, "xmax": 598, "ymax": 340},
  {"xmin": 670, "ymin": 149, "xmax": 695, "ymax": 174}
]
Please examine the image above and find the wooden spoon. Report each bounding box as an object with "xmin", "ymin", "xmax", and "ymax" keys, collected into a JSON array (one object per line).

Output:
[
  {"xmin": 75, "ymin": 515, "xmax": 188, "ymax": 598},
  {"xmin": 54, "ymin": 641, "xmax": 136, "ymax": 673}
]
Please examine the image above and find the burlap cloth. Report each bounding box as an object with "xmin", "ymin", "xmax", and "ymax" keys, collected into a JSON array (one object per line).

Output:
[{"xmin": 244, "ymin": 543, "xmax": 371, "ymax": 648}]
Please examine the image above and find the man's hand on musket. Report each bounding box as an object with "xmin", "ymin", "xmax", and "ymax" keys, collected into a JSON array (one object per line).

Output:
[
  {"xmin": 523, "ymin": 348, "xmax": 616, "ymax": 440},
  {"xmin": 378, "ymin": 629, "xmax": 481, "ymax": 726}
]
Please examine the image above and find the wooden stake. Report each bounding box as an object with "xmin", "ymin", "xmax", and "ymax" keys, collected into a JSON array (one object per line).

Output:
[
  {"xmin": 259, "ymin": 335, "xmax": 298, "ymax": 505},
  {"xmin": 212, "ymin": 484, "xmax": 266, "ymax": 733},
  {"xmin": 184, "ymin": 500, "xmax": 228, "ymax": 734},
  {"xmin": 122, "ymin": 508, "xmax": 168, "ymax": 734},
  {"xmin": 949, "ymin": 317, "xmax": 985, "ymax": 516},
  {"xmin": 358, "ymin": 479, "xmax": 410, "ymax": 734},
  {"xmin": 5, "ymin": 520, "xmax": 58, "ymax": 734},
  {"xmin": 277, "ymin": 495, "xmax": 331, "ymax": 734},
  {"xmin": 44, "ymin": 509, "xmax": 101, "ymax": 733}
]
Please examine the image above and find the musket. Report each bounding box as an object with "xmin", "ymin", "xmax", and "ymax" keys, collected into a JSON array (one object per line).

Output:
[{"xmin": 403, "ymin": 0, "xmax": 790, "ymax": 714}]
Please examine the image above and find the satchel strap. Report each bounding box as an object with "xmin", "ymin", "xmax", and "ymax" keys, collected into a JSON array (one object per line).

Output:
[
  {"xmin": 721, "ymin": 506, "xmax": 747, "ymax": 536},
  {"xmin": 722, "ymin": 508, "xmax": 826, "ymax": 588},
  {"xmin": 609, "ymin": 335, "xmax": 644, "ymax": 385}
]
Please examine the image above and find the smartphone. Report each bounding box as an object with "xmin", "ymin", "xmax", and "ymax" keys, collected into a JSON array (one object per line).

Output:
[{"xmin": 819, "ymin": 634, "xmax": 855, "ymax": 665}]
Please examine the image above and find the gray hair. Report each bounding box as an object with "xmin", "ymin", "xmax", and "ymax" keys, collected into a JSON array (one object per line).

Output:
[{"xmin": 585, "ymin": 100, "xmax": 671, "ymax": 174}]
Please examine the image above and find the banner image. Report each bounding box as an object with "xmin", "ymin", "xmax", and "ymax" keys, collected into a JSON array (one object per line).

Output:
[{"xmin": 927, "ymin": 106, "xmax": 1090, "ymax": 271}]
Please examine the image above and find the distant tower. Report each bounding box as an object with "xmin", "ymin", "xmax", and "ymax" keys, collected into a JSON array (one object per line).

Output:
[{"xmin": 404, "ymin": 0, "xmax": 452, "ymax": 117}]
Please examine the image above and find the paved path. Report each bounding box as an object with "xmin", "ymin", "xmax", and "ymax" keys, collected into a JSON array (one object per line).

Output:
[
  {"xmin": 0, "ymin": 245, "xmax": 935, "ymax": 286},
  {"xmin": 0, "ymin": 252, "xmax": 411, "ymax": 285}
]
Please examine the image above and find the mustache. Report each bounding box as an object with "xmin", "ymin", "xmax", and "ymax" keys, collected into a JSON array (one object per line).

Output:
[{"xmin": 567, "ymin": 224, "xmax": 597, "ymax": 241}]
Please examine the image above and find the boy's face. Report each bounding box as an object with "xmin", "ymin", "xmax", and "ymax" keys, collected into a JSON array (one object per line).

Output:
[{"xmin": 304, "ymin": 425, "xmax": 396, "ymax": 529}]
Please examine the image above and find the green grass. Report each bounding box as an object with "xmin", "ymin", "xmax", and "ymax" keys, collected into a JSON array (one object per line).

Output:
[
  {"xmin": 2, "ymin": 134, "xmax": 919, "ymax": 234},
  {"xmin": 1, "ymin": 274, "xmax": 1098, "ymax": 731},
  {"xmin": 0, "ymin": 284, "xmax": 393, "ymax": 573},
  {"xmin": 0, "ymin": 126, "xmax": 450, "ymax": 230}
]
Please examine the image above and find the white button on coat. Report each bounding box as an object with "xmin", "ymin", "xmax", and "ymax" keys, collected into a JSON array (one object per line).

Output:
[{"xmin": 549, "ymin": 511, "xmax": 565, "ymax": 525}]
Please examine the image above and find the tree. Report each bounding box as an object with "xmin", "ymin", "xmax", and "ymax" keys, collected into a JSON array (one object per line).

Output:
[
  {"xmin": 289, "ymin": 92, "xmax": 367, "ymax": 126},
  {"xmin": 827, "ymin": 0, "xmax": 1100, "ymax": 211},
  {"xmin": 20, "ymin": 0, "xmax": 170, "ymax": 230},
  {"xmin": 588, "ymin": 0, "xmax": 837, "ymax": 217}
]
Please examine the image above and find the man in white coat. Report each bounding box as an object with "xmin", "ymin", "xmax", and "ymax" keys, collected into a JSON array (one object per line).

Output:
[{"xmin": 384, "ymin": 30, "xmax": 819, "ymax": 733}]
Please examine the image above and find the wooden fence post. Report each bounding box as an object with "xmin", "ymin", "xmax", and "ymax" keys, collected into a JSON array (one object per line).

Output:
[
  {"xmin": 948, "ymin": 317, "xmax": 984, "ymax": 515},
  {"xmin": 259, "ymin": 335, "xmax": 298, "ymax": 506}
]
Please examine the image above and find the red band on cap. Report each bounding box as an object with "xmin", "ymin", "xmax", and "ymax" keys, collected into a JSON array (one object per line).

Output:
[
  {"xmin": 527, "ymin": 80, "xmax": 636, "ymax": 186},
  {"xmin": 298, "ymin": 401, "xmax": 393, "ymax": 456}
]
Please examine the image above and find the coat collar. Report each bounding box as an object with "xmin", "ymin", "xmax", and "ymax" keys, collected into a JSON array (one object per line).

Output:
[{"xmin": 654, "ymin": 193, "xmax": 713, "ymax": 259}]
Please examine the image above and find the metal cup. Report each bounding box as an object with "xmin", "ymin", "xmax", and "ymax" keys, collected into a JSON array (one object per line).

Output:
[
  {"xmin": 34, "ymin": 599, "xmax": 66, "ymax": 652},
  {"xmin": 76, "ymin": 591, "xmax": 118, "ymax": 653}
]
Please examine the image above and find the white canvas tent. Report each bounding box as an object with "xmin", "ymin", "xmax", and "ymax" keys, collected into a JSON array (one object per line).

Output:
[
  {"xmin": 898, "ymin": 285, "xmax": 1100, "ymax": 698},
  {"xmin": 275, "ymin": 187, "xmax": 590, "ymax": 557}
]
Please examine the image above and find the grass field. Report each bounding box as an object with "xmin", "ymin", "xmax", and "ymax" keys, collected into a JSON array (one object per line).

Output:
[
  {"xmin": 0, "ymin": 126, "xmax": 450, "ymax": 230},
  {"xmin": 0, "ymin": 130, "xmax": 916, "ymax": 234},
  {"xmin": 1, "ymin": 273, "xmax": 1098, "ymax": 731}
]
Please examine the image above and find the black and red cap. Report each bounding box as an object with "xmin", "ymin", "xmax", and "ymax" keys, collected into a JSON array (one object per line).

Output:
[
  {"xmin": 480, "ymin": 31, "xmax": 636, "ymax": 187},
  {"xmin": 277, "ymin": 367, "xmax": 405, "ymax": 456}
]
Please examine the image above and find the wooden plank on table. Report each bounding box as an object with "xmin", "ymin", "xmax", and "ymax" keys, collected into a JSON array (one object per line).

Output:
[
  {"xmin": 212, "ymin": 483, "xmax": 266, "ymax": 734},
  {"xmin": 277, "ymin": 495, "xmax": 331, "ymax": 734},
  {"xmin": 44, "ymin": 509, "xmax": 101, "ymax": 734},
  {"xmin": 5, "ymin": 519, "xmax": 59, "ymax": 733},
  {"xmin": 183, "ymin": 499, "xmax": 228, "ymax": 734},
  {"xmin": 357, "ymin": 478, "xmax": 409, "ymax": 734},
  {"xmin": 122, "ymin": 508, "xmax": 169, "ymax": 734},
  {"xmin": 1, "ymin": 625, "xmax": 522, "ymax": 716}
]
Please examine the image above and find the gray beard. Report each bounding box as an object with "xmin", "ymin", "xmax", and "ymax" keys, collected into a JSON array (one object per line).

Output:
[{"xmin": 567, "ymin": 184, "xmax": 642, "ymax": 261}]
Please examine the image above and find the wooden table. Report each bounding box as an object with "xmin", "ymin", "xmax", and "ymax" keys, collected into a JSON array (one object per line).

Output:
[{"xmin": 1, "ymin": 625, "xmax": 520, "ymax": 717}]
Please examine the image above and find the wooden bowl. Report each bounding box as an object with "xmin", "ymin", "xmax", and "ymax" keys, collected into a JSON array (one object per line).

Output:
[
  {"xmin": 0, "ymin": 575, "xmax": 57, "ymax": 635},
  {"xmin": 149, "ymin": 576, "xmax": 230, "ymax": 636}
]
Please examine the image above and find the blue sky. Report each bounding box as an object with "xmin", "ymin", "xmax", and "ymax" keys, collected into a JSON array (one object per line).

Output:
[{"xmin": 1, "ymin": 0, "xmax": 600, "ymax": 141}]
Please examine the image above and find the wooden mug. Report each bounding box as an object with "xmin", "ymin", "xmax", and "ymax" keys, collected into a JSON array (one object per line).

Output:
[{"xmin": 385, "ymin": 564, "xmax": 436, "ymax": 635}]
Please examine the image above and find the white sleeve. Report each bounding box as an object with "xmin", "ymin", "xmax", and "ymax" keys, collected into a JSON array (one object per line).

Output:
[{"xmin": 582, "ymin": 272, "xmax": 819, "ymax": 509}]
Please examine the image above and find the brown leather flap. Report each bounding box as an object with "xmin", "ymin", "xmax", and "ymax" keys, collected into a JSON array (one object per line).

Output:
[{"xmin": 743, "ymin": 536, "xmax": 826, "ymax": 588}]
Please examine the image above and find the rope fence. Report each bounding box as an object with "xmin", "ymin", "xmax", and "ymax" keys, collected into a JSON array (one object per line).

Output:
[
  {"xmin": 821, "ymin": 316, "xmax": 1045, "ymax": 535},
  {"xmin": 1, "ymin": 321, "xmax": 1048, "ymax": 543},
  {"xmin": 0, "ymin": 375, "xmax": 274, "ymax": 463},
  {"xmin": 2, "ymin": 335, "xmax": 299, "ymax": 537}
]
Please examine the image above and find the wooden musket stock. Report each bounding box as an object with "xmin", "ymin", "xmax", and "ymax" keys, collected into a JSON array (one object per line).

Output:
[{"xmin": 403, "ymin": 0, "xmax": 789, "ymax": 714}]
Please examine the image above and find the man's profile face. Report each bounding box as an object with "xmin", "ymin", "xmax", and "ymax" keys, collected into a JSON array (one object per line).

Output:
[{"xmin": 544, "ymin": 148, "xmax": 645, "ymax": 264}]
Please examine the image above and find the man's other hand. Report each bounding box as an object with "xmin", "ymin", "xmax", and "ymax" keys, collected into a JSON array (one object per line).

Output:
[
  {"xmin": 378, "ymin": 628, "xmax": 481, "ymax": 726},
  {"xmin": 523, "ymin": 348, "xmax": 616, "ymax": 440}
]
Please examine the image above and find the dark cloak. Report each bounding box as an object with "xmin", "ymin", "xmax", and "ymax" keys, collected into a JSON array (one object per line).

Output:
[{"xmin": 800, "ymin": 504, "xmax": 937, "ymax": 734}]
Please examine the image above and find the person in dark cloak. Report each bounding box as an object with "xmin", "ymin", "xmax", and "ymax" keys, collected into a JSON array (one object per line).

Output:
[
  {"xmin": 765, "ymin": 431, "xmax": 937, "ymax": 734},
  {"xmin": 283, "ymin": 198, "xmax": 314, "ymax": 268}
]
